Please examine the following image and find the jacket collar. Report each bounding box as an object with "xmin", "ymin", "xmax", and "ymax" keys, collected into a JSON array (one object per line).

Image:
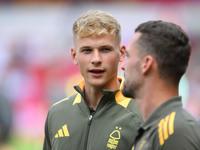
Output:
[
  {"xmin": 73, "ymin": 77, "xmax": 132, "ymax": 108},
  {"xmin": 139, "ymin": 96, "xmax": 182, "ymax": 131}
]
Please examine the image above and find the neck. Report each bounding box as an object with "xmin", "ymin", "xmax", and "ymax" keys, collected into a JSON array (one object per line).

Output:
[
  {"xmin": 137, "ymin": 81, "xmax": 178, "ymax": 120},
  {"xmin": 84, "ymin": 78, "xmax": 120, "ymax": 110},
  {"xmin": 84, "ymin": 88, "xmax": 103, "ymax": 110}
]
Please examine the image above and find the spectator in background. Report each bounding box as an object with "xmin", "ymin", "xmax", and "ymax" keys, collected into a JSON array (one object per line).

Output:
[
  {"xmin": 43, "ymin": 10, "xmax": 142, "ymax": 150},
  {"xmin": 0, "ymin": 93, "xmax": 12, "ymax": 147},
  {"xmin": 0, "ymin": 40, "xmax": 12, "ymax": 149},
  {"xmin": 122, "ymin": 20, "xmax": 200, "ymax": 150}
]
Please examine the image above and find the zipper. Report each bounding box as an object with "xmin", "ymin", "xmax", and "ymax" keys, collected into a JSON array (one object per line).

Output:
[
  {"xmin": 84, "ymin": 109, "xmax": 95, "ymax": 150},
  {"xmin": 84, "ymin": 95, "xmax": 106, "ymax": 150},
  {"xmin": 74, "ymin": 86, "xmax": 97, "ymax": 150},
  {"xmin": 74, "ymin": 85, "xmax": 108, "ymax": 150}
]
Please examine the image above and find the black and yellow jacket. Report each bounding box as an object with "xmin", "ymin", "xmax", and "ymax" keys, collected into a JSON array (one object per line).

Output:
[{"xmin": 43, "ymin": 78, "xmax": 142, "ymax": 150}]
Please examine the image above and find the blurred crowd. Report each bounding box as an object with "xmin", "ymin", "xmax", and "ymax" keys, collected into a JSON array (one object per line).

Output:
[
  {"xmin": 0, "ymin": 0, "xmax": 198, "ymax": 4},
  {"xmin": 0, "ymin": 17, "xmax": 81, "ymax": 148},
  {"xmin": 0, "ymin": 33, "xmax": 80, "ymax": 149}
]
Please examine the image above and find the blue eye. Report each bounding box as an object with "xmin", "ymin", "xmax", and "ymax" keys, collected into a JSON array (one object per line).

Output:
[
  {"xmin": 82, "ymin": 49, "xmax": 92, "ymax": 53},
  {"xmin": 101, "ymin": 47, "xmax": 112, "ymax": 52}
]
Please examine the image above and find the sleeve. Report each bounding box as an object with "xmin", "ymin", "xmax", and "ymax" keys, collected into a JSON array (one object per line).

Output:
[{"xmin": 43, "ymin": 112, "xmax": 51, "ymax": 150}]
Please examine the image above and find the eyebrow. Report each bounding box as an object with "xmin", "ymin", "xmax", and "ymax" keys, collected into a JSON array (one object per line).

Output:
[
  {"xmin": 80, "ymin": 45, "xmax": 114, "ymax": 50},
  {"xmin": 100, "ymin": 45, "xmax": 114, "ymax": 49},
  {"xmin": 79, "ymin": 46, "xmax": 92, "ymax": 50}
]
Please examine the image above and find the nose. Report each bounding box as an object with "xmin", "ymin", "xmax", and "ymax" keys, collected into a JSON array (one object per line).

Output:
[{"xmin": 91, "ymin": 51, "xmax": 102, "ymax": 65}]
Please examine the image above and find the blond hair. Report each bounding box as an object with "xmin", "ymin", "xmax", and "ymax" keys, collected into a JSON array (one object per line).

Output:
[{"xmin": 73, "ymin": 10, "xmax": 121, "ymax": 44}]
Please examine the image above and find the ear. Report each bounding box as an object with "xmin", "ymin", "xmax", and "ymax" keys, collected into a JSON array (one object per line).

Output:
[
  {"xmin": 119, "ymin": 45, "xmax": 126, "ymax": 62},
  {"xmin": 71, "ymin": 47, "xmax": 78, "ymax": 65},
  {"xmin": 142, "ymin": 55, "xmax": 154, "ymax": 74}
]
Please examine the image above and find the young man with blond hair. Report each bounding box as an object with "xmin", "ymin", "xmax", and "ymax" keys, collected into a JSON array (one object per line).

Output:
[{"xmin": 43, "ymin": 10, "xmax": 142, "ymax": 150}]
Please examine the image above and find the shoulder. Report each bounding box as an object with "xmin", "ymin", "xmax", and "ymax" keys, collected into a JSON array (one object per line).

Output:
[
  {"xmin": 115, "ymin": 94, "xmax": 142, "ymax": 122},
  {"xmin": 173, "ymin": 109, "xmax": 200, "ymax": 139},
  {"xmin": 173, "ymin": 109, "xmax": 200, "ymax": 130},
  {"xmin": 157, "ymin": 109, "xmax": 200, "ymax": 137},
  {"xmin": 125, "ymin": 98, "xmax": 143, "ymax": 122},
  {"xmin": 48, "ymin": 93, "xmax": 78, "ymax": 114},
  {"xmin": 156, "ymin": 109, "xmax": 200, "ymax": 149}
]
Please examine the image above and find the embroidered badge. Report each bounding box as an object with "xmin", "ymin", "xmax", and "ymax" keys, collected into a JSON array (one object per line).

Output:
[{"xmin": 106, "ymin": 126, "xmax": 121, "ymax": 149}]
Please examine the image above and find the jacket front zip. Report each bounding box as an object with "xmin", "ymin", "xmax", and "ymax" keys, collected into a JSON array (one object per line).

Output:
[
  {"xmin": 84, "ymin": 95, "xmax": 105, "ymax": 150},
  {"xmin": 84, "ymin": 110, "xmax": 95, "ymax": 150}
]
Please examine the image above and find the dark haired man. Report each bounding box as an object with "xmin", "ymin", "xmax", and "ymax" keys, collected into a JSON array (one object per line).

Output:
[{"xmin": 122, "ymin": 20, "xmax": 200, "ymax": 150}]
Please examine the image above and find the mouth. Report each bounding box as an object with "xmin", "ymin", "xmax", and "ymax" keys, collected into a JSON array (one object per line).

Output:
[
  {"xmin": 89, "ymin": 69, "xmax": 105, "ymax": 73},
  {"xmin": 89, "ymin": 69, "xmax": 105, "ymax": 77}
]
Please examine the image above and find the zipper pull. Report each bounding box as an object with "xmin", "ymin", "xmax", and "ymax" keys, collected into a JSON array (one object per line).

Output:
[{"xmin": 88, "ymin": 115, "xmax": 93, "ymax": 126}]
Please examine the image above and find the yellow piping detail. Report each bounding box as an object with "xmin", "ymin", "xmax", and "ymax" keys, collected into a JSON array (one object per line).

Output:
[
  {"xmin": 73, "ymin": 93, "xmax": 81, "ymax": 105},
  {"xmin": 53, "ymin": 97, "xmax": 69, "ymax": 106},
  {"xmin": 169, "ymin": 112, "xmax": 176, "ymax": 135},
  {"xmin": 158, "ymin": 112, "xmax": 176, "ymax": 146},
  {"xmin": 163, "ymin": 115, "xmax": 169, "ymax": 140},
  {"xmin": 116, "ymin": 98, "xmax": 132, "ymax": 108},
  {"xmin": 158, "ymin": 119, "xmax": 164, "ymax": 146}
]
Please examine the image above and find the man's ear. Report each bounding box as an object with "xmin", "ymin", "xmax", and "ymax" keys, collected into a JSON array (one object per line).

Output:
[
  {"xmin": 71, "ymin": 47, "xmax": 78, "ymax": 65},
  {"xmin": 119, "ymin": 45, "xmax": 126, "ymax": 62},
  {"xmin": 142, "ymin": 55, "xmax": 154, "ymax": 74}
]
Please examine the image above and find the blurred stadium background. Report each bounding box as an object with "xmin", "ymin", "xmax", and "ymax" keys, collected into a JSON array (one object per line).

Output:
[{"xmin": 0, "ymin": 0, "xmax": 200, "ymax": 149}]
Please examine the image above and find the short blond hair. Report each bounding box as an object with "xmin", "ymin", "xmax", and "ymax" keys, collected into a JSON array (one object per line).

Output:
[{"xmin": 73, "ymin": 10, "xmax": 121, "ymax": 44}]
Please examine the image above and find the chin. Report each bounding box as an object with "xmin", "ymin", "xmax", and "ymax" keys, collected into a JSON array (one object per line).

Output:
[
  {"xmin": 90, "ymin": 80, "xmax": 105, "ymax": 88},
  {"xmin": 122, "ymin": 87, "xmax": 133, "ymax": 98}
]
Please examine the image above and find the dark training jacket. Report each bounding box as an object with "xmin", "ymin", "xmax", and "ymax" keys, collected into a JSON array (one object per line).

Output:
[
  {"xmin": 43, "ymin": 78, "xmax": 142, "ymax": 150},
  {"xmin": 134, "ymin": 96, "xmax": 200, "ymax": 150}
]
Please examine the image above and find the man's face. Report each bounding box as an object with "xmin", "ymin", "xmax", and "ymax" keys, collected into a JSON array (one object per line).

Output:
[
  {"xmin": 122, "ymin": 32, "xmax": 142, "ymax": 98},
  {"xmin": 71, "ymin": 34, "xmax": 124, "ymax": 89}
]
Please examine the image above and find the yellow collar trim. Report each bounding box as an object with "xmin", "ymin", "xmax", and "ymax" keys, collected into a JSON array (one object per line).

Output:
[
  {"xmin": 77, "ymin": 80, "xmax": 85, "ymax": 92},
  {"xmin": 73, "ymin": 93, "xmax": 82, "ymax": 105},
  {"xmin": 74, "ymin": 77, "xmax": 132, "ymax": 108},
  {"xmin": 115, "ymin": 77, "xmax": 132, "ymax": 108}
]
